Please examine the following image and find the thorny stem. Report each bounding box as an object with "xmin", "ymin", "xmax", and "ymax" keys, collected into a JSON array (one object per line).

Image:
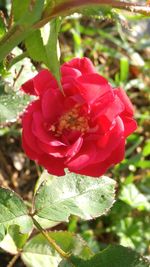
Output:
[
  {"xmin": 0, "ymin": 24, "xmax": 31, "ymax": 62},
  {"xmin": 6, "ymin": 253, "xmax": 21, "ymax": 267},
  {"xmin": 32, "ymin": 216, "xmax": 71, "ymax": 259},
  {"xmin": 35, "ymin": 0, "xmax": 150, "ymax": 28}
]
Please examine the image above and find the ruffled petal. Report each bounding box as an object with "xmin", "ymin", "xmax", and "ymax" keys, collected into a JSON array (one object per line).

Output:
[
  {"xmin": 61, "ymin": 66, "xmax": 81, "ymax": 80},
  {"xmin": 67, "ymin": 116, "xmax": 124, "ymax": 170},
  {"xmin": 66, "ymin": 136, "xmax": 83, "ymax": 159},
  {"xmin": 114, "ymin": 88, "xmax": 134, "ymax": 115},
  {"xmin": 62, "ymin": 57, "xmax": 96, "ymax": 75},
  {"xmin": 94, "ymin": 95, "xmax": 124, "ymax": 133},
  {"xmin": 37, "ymin": 155, "xmax": 65, "ymax": 176},
  {"xmin": 121, "ymin": 116, "xmax": 137, "ymax": 137},
  {"xmin": 22, "ymin": 135, "xmax": 41, "ymax": 160},
  {"xmin": 33, "ymin": 69, "xmax": 58, "ymax": 95},
  {"xmin": 42, "ymin": 88, "xmax": 65, "ymax": 123},
  {"xmin": 37, "ymin": 139, "xmax": 66, "ymax": 158},
  {"xmin": 32, "ymin": 111, "xmax": 66, "ymax": 146},
  {"xmin": 75, "ymin": 73, "xmax": 113, "ymax": 104},
  {"xmin": 74, "ymin": 139, "xmax": 125, "ymax": 177},
  {"xmin": 66, "ymin": 142, "xmax": 97, "ymax": 170},
  {"xmin": 21, "ymin": 78, "xmax": 36, "ymax": 95},
  {"xmin": 21, "ymin": 70, "xmax": 58, "ymax": 96},
  {"xmin": 22, "ymin": 101, "xmax": 43, "ymax": 154},
  {"xmin": 37, "ymin": 136, "xmax": 83, "ymax": 159}
]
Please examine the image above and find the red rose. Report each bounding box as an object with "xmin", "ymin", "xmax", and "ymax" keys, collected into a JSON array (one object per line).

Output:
[{"xmin": 21, "ymin": 58, "xmax": 137, "ymax": 177}]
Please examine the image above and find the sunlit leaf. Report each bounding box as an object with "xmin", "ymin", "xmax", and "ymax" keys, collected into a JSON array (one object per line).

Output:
[
  {"xmin": 34, "ymin": 171, "xmax": 116, "ymax": 222},
  {"xmin": 13, "ymin": 0, "xmax": 44, "ymax": 26},
  {"xmin": 22, "ymin": 231, "xmax": 93, "ymax": 267},
  {"xmin": 0, "ymin": 91, "xmax": 31, "ymax": 125},
  {"xmin": 59, "ymin": 245, "xmax": 150, "ymax": 267},
  {"xmin": 25, "ymin": 18, "xmax": 61, "ymax": 85},
  {"xmin": 119, "ymin": 184, "xmax": 150, "ymax": 211},
  {"xmin": 0, "ymin": 187, "xmax": 33, "ymax": 241}
]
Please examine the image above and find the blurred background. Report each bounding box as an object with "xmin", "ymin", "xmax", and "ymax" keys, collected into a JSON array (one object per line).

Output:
[{"xmin": 0, "ymin": 0, "xmax": 150, "ymax": 266}]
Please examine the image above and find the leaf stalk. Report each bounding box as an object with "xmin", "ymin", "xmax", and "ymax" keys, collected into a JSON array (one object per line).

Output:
[{"xmin": 31, "ymin": 216, "xmax": 71, "ymax": 259}]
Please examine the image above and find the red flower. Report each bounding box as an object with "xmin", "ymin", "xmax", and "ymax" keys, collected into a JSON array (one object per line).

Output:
[{"xmin": 21, "ymin": 58, "xmax": 137, "ymax": 177}]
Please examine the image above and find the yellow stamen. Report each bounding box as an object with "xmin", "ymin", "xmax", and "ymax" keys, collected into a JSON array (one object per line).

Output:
[{"xmin": 50, "ymin": 104, "xmax": 89, "ymax": 136}]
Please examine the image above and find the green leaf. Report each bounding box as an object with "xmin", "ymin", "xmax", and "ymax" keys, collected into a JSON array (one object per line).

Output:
[
  {"xmin": 0, "ymin": 16, "xmax": 6, "ymax": 39},
  {"xmin": 25, "ymin": 30, "xmax": 48, "ymax": 64},
  {"xmin": 22, "ymin": 231, "xmax": 93, "ymax": 267},
  {"xmin": 0, "ymin": 225, "xmax": 5, "ymax": 242},
  {"xmin": 0, "ymin": 90, "xmax": 31, "ymax": 125},
  {"xmin": 44, "ymin": 18, "xmax": 61, "ymax": 85},
  {"xmin": 13, "ymin": 0, "xmax": 45, "ymax": 26},
  {"xmin": 119, "ymin": 184, "xmax": 150, "ymax": 211},
  {"xmin": 8, "ymin": 225, "xmax": 29, "ymax": 249},
  {"xmin": 143, "ymin": 140, "xmax": 150, "ymax": 157},
  {"xmin": 0, "ymin": 0, "xmax": 45, "ymax": 62},
  {"xmin": 59, "ymin": 245, "xmax": 150, "ymax": 267},
  {"xmin": 0, "ymin": 225, "xmax": 29, "ymax": 254},
  {"xmin": 120, "ymin": 57, "xmax": 129, "ymax": 83},
  {"xmin": 34, "ymin": 171, "xmax": 116, "ymax": 222},
  {"xmin": 25, "ymin": 18, "xmax": 61, "ymax": 85},
  {"xmin": 114, "ymin": 216, "xmax": 150, "ymax": 253},
  {"xmin": 0, "ymin": 187, "xmax": 33, "ymax": 241},
  {"xmin": 0, "ymin": 233, "xmax": 18, "ymax": 254},
  {"xmin": 13, "ymin": 0, "xmax": 31, "ymax": 22},
  {"xmin": 51, "ymin": 231, "xmax": 93, "ymax": 260}
]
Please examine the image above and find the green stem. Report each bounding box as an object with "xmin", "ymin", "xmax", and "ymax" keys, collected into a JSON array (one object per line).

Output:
[
  {"xmin": 0, "ymin": 24, "xmax": 32, "ymax": 62},
  {"xmin": 50, "ymin": 0, "xmax": 150, "ymax": 16},
  {"xmin": 32, "ymin": 216, "xmax": 71, "ymax": 259}
]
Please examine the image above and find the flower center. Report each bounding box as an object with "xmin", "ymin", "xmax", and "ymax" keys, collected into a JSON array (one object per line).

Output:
[{"xmin": 50, "ymin": 105, "xmax": 89, "ymax": 136}]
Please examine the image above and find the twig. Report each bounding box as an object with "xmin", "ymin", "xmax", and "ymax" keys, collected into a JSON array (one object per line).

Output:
[
  {"xmin": 7, "ymin": 52, "xmax": 28, "ymax": 69},
  {"xmin": 6, "ymin": 253, "xmax": 20, "ymax": 267},
  {"xmin": 13, "ymin": 65, "xmax": 24, "ymax": 87}
]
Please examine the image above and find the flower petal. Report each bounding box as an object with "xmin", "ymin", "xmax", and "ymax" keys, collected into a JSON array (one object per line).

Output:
[
  {"xmin": 66, "ymin": 142, "xmax": 97, "ymax": 170},
  {"xmin": 114, "ymin": 88, "xmax": 135, "ymax": 115},
  {"xmin": 21, "ymin": 78, "xmax": 36, "ymax": 95},
  {"xmin": 74, "ymin": 139, "xmax": 125, "ymax": 177},
  {"xmin": 32, "ymin": 111, "xmax": 66, "ymax": 146},
  {"xmin": 22, "ymin": 101, "xmax": 43, "ymax": 154},
  {"xmin": 67, "ymin": 116, "xmax": 125, "ymax": 170},
  {"xmin": 62, "ymin": 57, "xmax": 96, "ymax": 75},
  {"xmin": 122, "ymin": 116, "xmax": 137, "ymax": 137},
  {"xmin": 37, "ymin": 139, "xmax": 66, "ymax": 157},
  {"xmin": 21, "ymin": 70, "xmax": 57, "ymax": 96},
  {"xmin": 94, "ymin": 95, "xmax": 124, "ymax": 133},
  {"xmin": 66, "ymin": 136, "xmax": 83, "ymax": 159},
  {"xmin": 75, "ymin": 73, "xmax": 113, "ymax": 104},
  {"xmin": 42, "ymin": 88, "xmax": 64, "ymax": 123},
  {"xmin": 38, "ymin": 155, "xmax": 65, "ymax": 176},
  {"xmin": 33, "ymin": 69, "xmax": 58, "ymax": 95},
  {"xmin": 22, "ymin": 135, "xmax": 41, "ymax": 160}
]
